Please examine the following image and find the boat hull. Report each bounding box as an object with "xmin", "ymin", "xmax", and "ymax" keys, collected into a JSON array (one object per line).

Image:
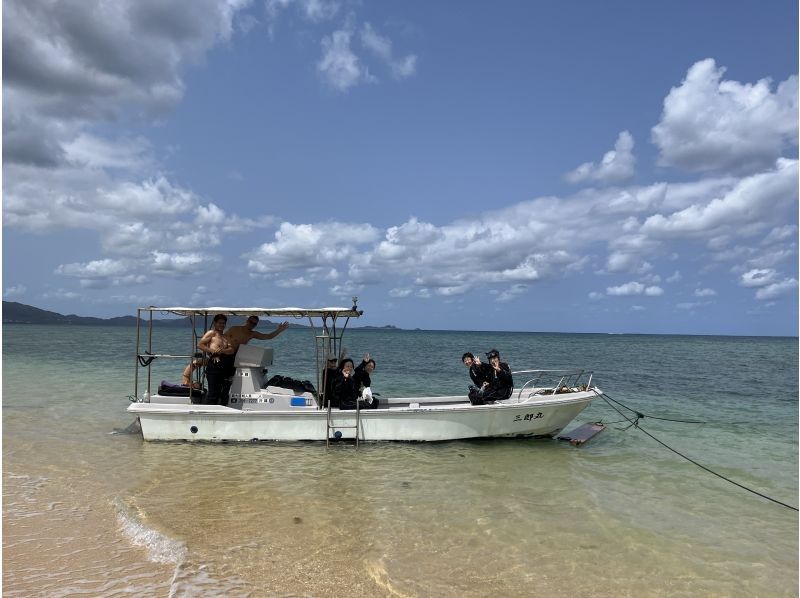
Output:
[{"xmin": 127, "ymin": 392, "xmax": 596, "ymax": 442}]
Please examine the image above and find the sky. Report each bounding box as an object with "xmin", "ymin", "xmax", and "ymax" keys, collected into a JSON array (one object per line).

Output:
[{"xmin": 3, "ymin": 0, "xmax": 798, "ymax": 335}]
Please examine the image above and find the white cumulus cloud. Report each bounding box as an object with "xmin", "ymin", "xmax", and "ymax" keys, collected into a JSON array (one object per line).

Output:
[
  {"xmin": 755, "ymin": 278, "xmax": 797, "ymax": 300},
  {"xmin": 565, "ymin": 131, "xmax": 636, "ymax": 185},
  {"xmin": 652, "ymin": 58, "xmax": 798, "ymax": 173}
]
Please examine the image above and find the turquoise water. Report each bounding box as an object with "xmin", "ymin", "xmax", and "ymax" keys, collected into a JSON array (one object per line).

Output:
[{"xmin": 3, "ymin": 324, "xmax": 798, "ymax": 595}]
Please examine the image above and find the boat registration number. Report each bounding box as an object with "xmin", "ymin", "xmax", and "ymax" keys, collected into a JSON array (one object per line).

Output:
[{"xmin": 513, "ymin": 412, "xmax": 543, "ymax": 422}]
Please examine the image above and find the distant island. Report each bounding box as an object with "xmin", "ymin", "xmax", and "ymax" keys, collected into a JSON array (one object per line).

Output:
[{"xmin": 2, "ymin": 301, "xmax": 401, "ymax": 330}]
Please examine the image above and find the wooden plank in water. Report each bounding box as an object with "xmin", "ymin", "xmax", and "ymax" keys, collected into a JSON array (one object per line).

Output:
[{"xmin": 557, "ymin": 422, "xmax": 605, "ymax": 446}]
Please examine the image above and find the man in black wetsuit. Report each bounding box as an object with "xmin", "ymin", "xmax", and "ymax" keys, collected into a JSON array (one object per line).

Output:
[
  {"xmin": 463, "ymin": 352, "xmax": 491, "ymax": 391},
  {"xmin": 322, "ymin": 354, "xmax": 339, "ymax": 408}
]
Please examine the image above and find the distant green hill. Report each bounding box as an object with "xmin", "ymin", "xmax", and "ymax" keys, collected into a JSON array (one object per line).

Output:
[
  {"xmin": 2, "ymin": 301, "xmax": 398, "ymax": 329},
  {"xmin": 2, "ymin": 301, "xmax": 188, "ymax": 326}
]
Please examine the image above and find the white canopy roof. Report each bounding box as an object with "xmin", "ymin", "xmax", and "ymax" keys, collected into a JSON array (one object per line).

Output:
[{"xmin": 137, "ymin": 306, "xmax": 362, "ymax": 318}]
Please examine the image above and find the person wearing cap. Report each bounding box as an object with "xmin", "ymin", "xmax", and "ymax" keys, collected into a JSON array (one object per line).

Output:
[
  {"xmin": 483, "ymin": 349, "xmax": 513, "ymax": 402},
  {"xmin": 322, "ymin": 352, "xmax": 340, "ymax": 408}
]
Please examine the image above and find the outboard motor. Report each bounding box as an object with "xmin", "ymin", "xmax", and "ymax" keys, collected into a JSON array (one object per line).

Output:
[{"xmin": 230, "ymin": 345, "xmax": 273, "ymax": 398}]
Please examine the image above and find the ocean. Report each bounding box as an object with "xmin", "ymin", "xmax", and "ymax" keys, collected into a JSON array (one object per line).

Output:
[{"xmin": 3, "ymin": 324, "xmax": 798, "ymax": 596}]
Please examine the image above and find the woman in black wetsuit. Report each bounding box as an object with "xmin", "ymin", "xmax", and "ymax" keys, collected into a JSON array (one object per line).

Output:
[
  {"xmin": 353, "ymin": 352, "xmax": 376, "ymax": 391},
  {"xmin": 482, "ymin": 349, "xmax": 513, "ymax": 402},
  {"xmin": 333, "ymin": 358, "xmax": 378, "ymax": 410}
]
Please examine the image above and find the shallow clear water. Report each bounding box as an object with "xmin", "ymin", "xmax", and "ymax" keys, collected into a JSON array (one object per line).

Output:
[{"xmin": 3, "ymin": 324, "xmax": 798, "ymax": 595}]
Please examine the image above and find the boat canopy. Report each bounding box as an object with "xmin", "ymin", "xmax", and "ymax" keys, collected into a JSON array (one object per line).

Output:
[
  {"xmin": 133, "ymin": 301, "xmax": 363, "ymax": 402},
  {"xmin": 137, "ymin": 306, "xmax": 363, "ymax": 319}
]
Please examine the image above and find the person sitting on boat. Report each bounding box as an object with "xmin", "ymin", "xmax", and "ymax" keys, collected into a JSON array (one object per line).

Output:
[
  {"xmin": 322, "ymin": 352, "xmax": 340, "ymax": 408},
  {"xmin": 468, "ymin": 349, "xmax": 513, "ymax": 404},
  {"xmin": 181, "ymin": 356, "xmax": 205, "ymax": 389},
  {"xmin": 332, "ymin": 358, "xmax": 378, "ymax": 410},
  {"xmin": 198, "ymin": 314, "xmax": 236, "ymax": 405},
  {"xmin": 462, "ymin": 352, "xmax": 491, "ymax": 388},
  {"xmin": 225, "ymin": 316, "xmax": 290, "ymax": 352},
  {"xmin": 354, "ymin": 352, "xmax": 376, "ymax": 391},
  {"xmin": 483, "ymin": 349, "xmax": 514, "ymax": 401}
]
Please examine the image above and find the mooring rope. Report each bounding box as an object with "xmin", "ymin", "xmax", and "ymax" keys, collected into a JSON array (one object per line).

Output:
[
  {"xmin": 594, "ymin": 391, "xmax": 798, "ymax": 512},
  {"xmin": 599, "ymin": 392, "xmax": 752, "ymax": 426}
]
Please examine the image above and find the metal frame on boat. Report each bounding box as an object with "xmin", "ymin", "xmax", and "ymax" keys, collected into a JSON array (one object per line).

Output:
[{"xmin": 128, "ymin": 300, "xmax": 600, "ymax": 443}]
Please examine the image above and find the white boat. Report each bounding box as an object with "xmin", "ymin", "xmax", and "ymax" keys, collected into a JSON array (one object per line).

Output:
[{"xmin": 127, "ymin": 302, "xmax": 600, "ymax": 443}]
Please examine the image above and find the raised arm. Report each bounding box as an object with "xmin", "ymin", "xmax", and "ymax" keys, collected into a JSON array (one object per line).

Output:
[{"xmin": 250, "ymin": 321, "xmax": 290, "ymax": 340}]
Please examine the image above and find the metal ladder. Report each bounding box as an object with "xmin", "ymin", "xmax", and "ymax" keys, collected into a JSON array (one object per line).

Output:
[{"xmin": 326, "ymin": 401, "xmax": 362, "ymax": 447}]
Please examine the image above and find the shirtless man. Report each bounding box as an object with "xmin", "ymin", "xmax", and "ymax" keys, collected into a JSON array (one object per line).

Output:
[
  {"xmin": 197, "ymin": 314, "xmax": 236, "ymax": 405},
  {"xmin": 225, "ymin": 316, "xmax": 290, "ymax": 351}
]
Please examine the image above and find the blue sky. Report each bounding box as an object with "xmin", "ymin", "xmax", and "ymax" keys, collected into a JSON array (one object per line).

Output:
[{"xmin": 3, "ymin": 0, "xmax": 798, "ymax": 335}]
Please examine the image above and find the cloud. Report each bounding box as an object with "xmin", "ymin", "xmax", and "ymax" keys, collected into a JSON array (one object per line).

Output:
[
  {"xmin": 3, "ymin": 0, "xmax": 270, "ymax": 292},
  {"xmin": 495, "ymin": 284, "xmax": 528, "ymax": 302},
  {"xmin": 276, "ymin": 276, "xmax": 314, "ymax": 288},
  {"xmin": 360, "ymin": 22, "xmax": 417, "ymax": 79},
  {"xmin": 694, "ymin": 288, "xmax": 716, "ymax": 297},
  {"xmin": 316, "ymin": 20, "xmax": 416, "ymax": 91},
  {"xmin": 651, "ymin": 58, "xmax": 798, "ymax": 173},
  {"xmin": 266, "ymin": 0, "xmax": 339, "ymax": 23},
  {"xmin": 318, "ymin": 28, "xmax": 371, "ymax": 91},
  {"xmin": 606, "ymin": 281, "xmax": 662, "ymax": 297},
  {"xmin": 54, "ymin": 252, "xmax": 218, "ymax": 287},
  {"xmin": 247, "ymin": 221, "xmax": 379, "ymax": 275},
  {"xmin": 565, "ymin": 131, "xmax": 635, "ymax": 185},
  {"xmin": 55, "ymin": 258, "xmax": 131, "ymax": 279},
  {"xmin": 739, "ymin": 268, "xmax": 778, "ymax": 287},
  {"xmin": 676, "ymin": 301, "xmax": 712, "ymax": 311},
  {"xmin": 606, "ymin": 281, "xmax": 644, "ymax": 296},
  {"xmin": 150, "ymin": 251, "xmax": 216, "ymax": 277},
  {"xmin": 641, "ymin": 159, "xmax": 798, "ymax": 238},
  {"xmin": 63, "ymin": 134, "xmax": 153, "ymax": 171},
  {"xmin": 763, "ymin": 224, "xmax": 797, "ymax": 244},
  {"xmin": 755, "ymin": 278, "xmax": 797, "ymax": 300},
  {"xmin": 644, "ymin": 286, "xmax": 664, "ymax": 296},
  {"xmin": 4, "ymin": 0, "xmax": 249, "ymax": 167},
  {"xmin": 42, "ymin": 288, "xmax": 81, "ymax": 300},
  {"xmin": 4, "ymin": 285, "xmax": 28, "ymax": 298}
]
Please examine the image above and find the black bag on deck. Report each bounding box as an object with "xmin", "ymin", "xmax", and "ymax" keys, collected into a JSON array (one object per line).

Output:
[{"xmin": 158, "ymin": 380, "xmax": 203, "ymax": 398}]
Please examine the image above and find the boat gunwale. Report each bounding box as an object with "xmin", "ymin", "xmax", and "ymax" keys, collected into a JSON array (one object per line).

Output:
[{"xmin": 127, "ymin": 390, "xmax": 598, "ymax": 416}]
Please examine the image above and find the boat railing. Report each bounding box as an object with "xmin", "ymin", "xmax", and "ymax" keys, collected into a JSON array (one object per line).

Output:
[{"xmin": 511, "ymin": 369, "xmax": 595, "ymax": 401}]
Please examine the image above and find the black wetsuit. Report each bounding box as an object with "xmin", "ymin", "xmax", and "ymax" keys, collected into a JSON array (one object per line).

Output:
[
  {"xmin": 353, "ymin": 361, "xmax": 372, "ymax": 390},
  {"xmin": 482, "ymin": 362, "xmax": 513, "ymax": 402},
  {"xmin": 468, "ymin": 362, "xmax": 492, "ymax": 388},
  {"xmin": 332, "ymin": 370, "xmax": 360, "ymax": 410},
  {"xmin": 322, "ymin": 366, "xmax": 339, "ymax": 408},
  {"xmin": 205, "ymin": 354, "xmax": 235, "ymax": 405}
]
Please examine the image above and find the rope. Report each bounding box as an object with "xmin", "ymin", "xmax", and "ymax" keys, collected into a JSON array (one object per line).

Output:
[
  {"xmin": 601, "ymin": 393, "xmax": 708, "ymax": 424},
  {"xmin": 598, "ymin": 393, "xmax": 751, "ymax": 426},
  {"xmin": 137, "ymin": 352, "xmax": 156, "ymax": 367},
  {"xmin": 594, "ymin": 391, "xmax": 798, "ymax": 512}
]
